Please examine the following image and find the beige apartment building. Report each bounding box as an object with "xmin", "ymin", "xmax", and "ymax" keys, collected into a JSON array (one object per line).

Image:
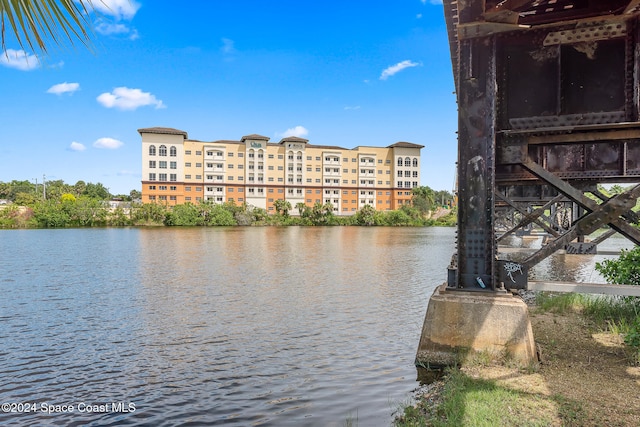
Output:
[{"xmin": 139, "ymin": 127, "xmax": 423, "ymax": 214}]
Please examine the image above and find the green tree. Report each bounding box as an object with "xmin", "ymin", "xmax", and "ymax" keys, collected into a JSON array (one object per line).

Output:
[
  {"xmin": 596, "ymin": 247, "xmax": 640, "ymax": 287},
  {"xmin": 14, "ymin": 192, "xmax": 36, "ymax": 206},
  {"xmin": 131, "ymin": 202, "xmax": 166, "ymax": 225},
  {"xmin": 295, "ymin": 202, "xmax": 309, "ymax": 218},
  {"xmin": 83, "ymin": 182, "xmax": 110, "ymax": 200},
  {"xmin": 73, "ymin": 180, "xmax": 86, "ymax": 197},
  {"xmin": 273, "ymin": 199, "xmax": 292, "ymax": 217},
  {"xmin": 354, "ymin": 204, "xmax": 377, "ymax": 226},
  {"xmin": 411, "ymin": 185, "xmax": 436, "ymax": 216},
  {"xmin": 129, "ymin": 189, "xmax": 142, "ymax": 200}
]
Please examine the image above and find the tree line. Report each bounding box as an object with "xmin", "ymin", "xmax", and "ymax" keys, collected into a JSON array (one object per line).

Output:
[{"xmin": 0, "ymin": 181, "xmax": 455, "ymax": 228}]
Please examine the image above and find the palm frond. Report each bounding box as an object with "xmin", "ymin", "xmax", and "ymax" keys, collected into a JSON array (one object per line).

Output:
[{"xmin": 0, "ymin": 0, "xmax": 95, "ymax": 53}]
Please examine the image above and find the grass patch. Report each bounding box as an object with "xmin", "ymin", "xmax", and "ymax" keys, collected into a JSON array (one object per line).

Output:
[
  {"xmin": 536, "ymin": 291, "xmax": 640, "ymax": 365},
  {"xmin": 394, "ymin": 369, "xmax": 557, "ymax": 427}
]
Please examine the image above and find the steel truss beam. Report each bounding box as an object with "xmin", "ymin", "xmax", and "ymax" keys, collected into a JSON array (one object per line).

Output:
[{"xmin": 445, "ymin": 0, "xmax": 640, "ymax": 292}]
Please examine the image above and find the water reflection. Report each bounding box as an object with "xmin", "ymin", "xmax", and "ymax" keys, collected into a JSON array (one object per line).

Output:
[
  {"xmin": 500, "ymin": 232, "xmax": 635, "ymax": 283},
  {"xmin": 0, "ymin": 227, "xmax": 456, "ymax": 427}
]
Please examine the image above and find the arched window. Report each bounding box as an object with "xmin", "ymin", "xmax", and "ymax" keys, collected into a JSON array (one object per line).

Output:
[
  {"xmin": 397, "ymin": 158, "xmax": 402, "ymax": 166},
  {"xmin": 404, "ymin": 157, "xmax": 411, "ymax": 167},
  {"xmin": 159, "ymin": 145, "xmax": 167, "ymax": 156},
  {"xmin": 149, "ymin": 145, "xmax": 156, "ymax": 156},
  {"xmin": 170, "ymin": 146, "xmax": 177, "ymax": 157},
  {"xmin": 412, "ymin": 158, "xmax": 418, "ymax": 167}
]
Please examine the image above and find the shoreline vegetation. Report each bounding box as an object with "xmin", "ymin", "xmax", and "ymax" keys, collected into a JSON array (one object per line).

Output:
[
  {"xmin": 0, "ymin": 180, "xmax": 456, "ymax": 229},
  {"xmin": 394, "ymin": 248, "xmax": 640, "ymax": 426}
]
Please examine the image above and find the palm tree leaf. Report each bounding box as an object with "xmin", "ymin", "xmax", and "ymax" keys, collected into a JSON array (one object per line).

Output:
[{"xmin": 1, "ymin": 0, "xmax": 95, "ymax": 53}]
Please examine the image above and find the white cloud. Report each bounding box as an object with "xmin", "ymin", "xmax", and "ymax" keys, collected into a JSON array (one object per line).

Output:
[
  {"xmin": 279, "ymin": 126, "xmax": 309, "ymax": 138},
  {"xmin": 380, "ymin": 60, "xmax": 420, "ymax": 80},
  {"xmin": 92, "ymin": 0, "xmax": 141, "ymax": 20},
  {"xmin": 417, "ymin": 13, "xmax": 423, "ymax": 18},
  {"xmin": 69, "ymin": 141, "xmax": 86, "ymax": 151},
  {"xmin": 97, "ymin": 87, "xmax": 165, "ymax": 110},
  {"xmin": 95, "ymin": 21, "xmax": 139, "ymax": 40},
  {"xmin": 221, "ymin": 38, "xmax": 236, "ymax": 54},
  {"xmin": 47, "ymin": 82, "xmax": 80, "ymax": 95},
  {"xmin": 94, "ymin": 137, "xmax": 124, "ymax": 149},
  {"xmin": 421, "ymin": 0, "xmax": 443, "ymax": 4},
  {"xmin": 0, "ymin": 49, "xmax": 39, "ymax": 71}
]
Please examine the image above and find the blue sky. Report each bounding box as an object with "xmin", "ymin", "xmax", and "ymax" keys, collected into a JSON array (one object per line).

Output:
[{"xmin": 0, "ymin": 0, "xmax": 457, "ymax": 195}]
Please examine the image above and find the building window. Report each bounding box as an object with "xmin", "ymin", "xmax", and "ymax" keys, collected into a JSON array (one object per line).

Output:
[
  {"xmin": 268, "ymin": 154, "xmax": 274, "ymax": 159},
  {"xmin": 170, "ymin": 195, "xmax": 177, "ymax": 201},
  {"xmin": 196, "ymin": 163, "xmax": 202, "ymax": 168},
  {"xmin": 159, "ymin": 184, "xmax": 167, "ymax": 189},
  {"xmin": 170, "ymin": 146, "xmax": 177, "ymax": 157},
  {"xmin": 196, "ymin": 187, "xmax": 202, "ymax": 192},
  {"xmin": 413, "ymin": 158, "xmax": 418, "ymax": 167},
  {"xmin": 238, "ymin": 153, "xmax": 243, "ymax": 158},
  {"xmin": 196, "ymin": 151, "xmax": 202, "ymax": 156},
  {"xmin": 149, "ymin": 195, "xmax": 156, "ymax": 200},
  {"xmin": 397, "ymin": 171, "xmax": 403, "ymax": 177},
  {"xmin": 170, "ymin": 174, "xmax": 177, "ymax": 182},
  {"xmin": 228, "ymin": 152, "xmax": 234, "ymax": 157},
  {"xmin": 185, "ymin": 162, "xmax": 191, "ymax": 167},
  {"xmin": 278, "ymin": 154, "xmax": 283, "ymax": 159},
  {"xmin": 159, "ymin": 145, "xmax": 167, "ymax": 156},
  {"xmin": 149, "ymin": 185, "xmax": 156, "ymax": 190},
  {"xmin": 149, "ymin": 173, "xmax": 156, "ymax": 181},
  {"xmin": 149, "ymin": 160, "xmax": 156, "ymax": 168},
  {"xmin": 397, "ymin": 158, "xmax": 403, "ymax": 166},
  {"xmin": 185, "ymin": 150, "xmax": 191, "ymax": 155},
  {"xmin": 229, "ymin": 164, "xmax": 234, "ymax": 169},
  {"xmin": 185, "ymin": 196, "xmax": 191, "ymax": 201},
  {"xmin": 159, "ymin": 173, "xmax": 167, "ymax": 181},
  {"xmin": 185, "ymin": 186, "xmax": 191, "ymax": 191},
  {"xmin": 185, "ymin": 174, "xmax": 191, "ymax": 179},
  {"xmin": 159, "ymin": 161, "xmax": 167, "ymax": 169},
  {"xmin": 413, "ymin": 171, "xmax": 418, "ymax": 178},
  {"xmin": 405, "ymin": 158, "xmax": 411, "ymax": 167},
  {"xmin": 149, "ymin": 145, "xmax": 156, "ymax": 156},
  {"xmin": 170, "ymin": 186, "xmax": 177, "ymax": 191}
]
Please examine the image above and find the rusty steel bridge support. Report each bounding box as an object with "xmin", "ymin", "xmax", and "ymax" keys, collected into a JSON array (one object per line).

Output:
[{"xmin": 418, "ymin": 0, "xmax": 640, "ymax": 370}]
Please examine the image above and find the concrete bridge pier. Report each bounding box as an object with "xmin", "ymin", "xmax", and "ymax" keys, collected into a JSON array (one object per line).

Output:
[{"xmin": 416, "ymin": 285, "xmax": 537, "ymax": 371}]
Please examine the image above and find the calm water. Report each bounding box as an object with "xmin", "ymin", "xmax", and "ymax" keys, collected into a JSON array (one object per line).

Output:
[
  {"xmin": 0, "ymin": 227, "xmax": 631, "ymax": 426},
  {"xmin": 0, "ymin": 227, "xmax": 455, "ymax": 427}
]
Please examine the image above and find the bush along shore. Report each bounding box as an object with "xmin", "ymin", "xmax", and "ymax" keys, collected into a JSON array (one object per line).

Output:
[
  {"xmin": 0, "ymin": 197, "xmax": 457, "ymax": 228},
  {"xmin": 394, "ymin": 250, "xmax": 640, "ymax": 426}
]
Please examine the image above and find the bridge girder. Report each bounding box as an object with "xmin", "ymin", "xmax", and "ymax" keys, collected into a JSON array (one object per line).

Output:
[{"xmin": 445, "ymin": 0, "xmax": 640, "ymax": 290}]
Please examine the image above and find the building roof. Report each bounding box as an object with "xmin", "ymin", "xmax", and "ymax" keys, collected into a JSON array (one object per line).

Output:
[
  {"xmin": 279, "ymin": 136, "xmax": 309, "ymax": 144},
  {"xmin": 387, "ymin": 141, "xmax": 425, "ymax": 149},
  {"xmin": 137, "ymin": 127, "xmax": 188, "ymax": 138},
  {"xmin": 241, "ymin": 134, "xmax": 270, "ymax": 142}
]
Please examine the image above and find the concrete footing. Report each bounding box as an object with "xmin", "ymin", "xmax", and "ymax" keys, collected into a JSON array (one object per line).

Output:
[{"xmin": 416, "ymin": 284, "xmax": 536, "ymax": 370}]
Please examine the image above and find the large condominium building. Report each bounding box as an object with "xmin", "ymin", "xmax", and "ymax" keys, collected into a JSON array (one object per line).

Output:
[{"xmin": 139, "ymin": 127, "xmax": 423, "ymax": 215}]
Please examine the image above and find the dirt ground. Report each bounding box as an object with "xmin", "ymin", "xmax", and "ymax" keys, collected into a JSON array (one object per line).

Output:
[{"xmin": 463, "ymin": 310, "xmax": 640, "ymax": 426}]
